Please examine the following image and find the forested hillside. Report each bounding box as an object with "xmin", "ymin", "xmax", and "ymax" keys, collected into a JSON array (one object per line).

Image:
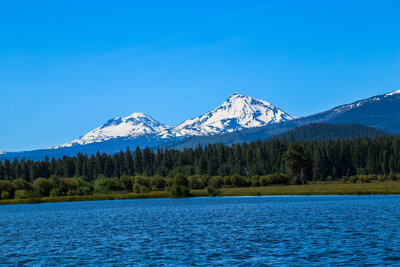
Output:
[
  {"xmin": 1, "ymin": 136, "xmax": 400, "ymax": 182},
  {"xmin": 270, "ymin": 123, "xmax": 391, "ymax": 141}
]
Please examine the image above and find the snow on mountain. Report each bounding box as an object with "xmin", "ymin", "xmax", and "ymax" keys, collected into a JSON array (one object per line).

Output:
[
  {"xmin": 57, "ymin": 113, "xmax": 168, "ymax": 148},
  {"xmin": 293, "ymin": 88, "xmax": 400, "ymax": 125},
  {"xmin": 54, "ymin": 93, "xmax": 294, "ymax": 148},
  {"xmin": 324, "ymin": 89, "xmax": 400, "ymax": 115},
  {"xmin": 157, "ymin": 93, "xmax": 295, "ymax": 138},
  {"xmin": 385, "ymin": 89, "xmax": 400, "ymax": 96}
]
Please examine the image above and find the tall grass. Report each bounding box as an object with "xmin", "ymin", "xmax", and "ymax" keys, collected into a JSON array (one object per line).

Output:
[{"xmin": 1, "ymin": 182, "xmax": 399, "ymax": 205}]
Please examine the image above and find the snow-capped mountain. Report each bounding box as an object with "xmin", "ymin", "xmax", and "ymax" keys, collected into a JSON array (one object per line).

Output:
[
  {"xmin": 168, "ymin": 89, "xmax": 400, "ymax": 149},
  {"xmin": 56, "ymin": 93, "xmax": 294, "ymax": 148},
  {"xmin": 2, "ymin": 89, "xmax": 400, "ymax": 160},
  {"xmin": 297, "ymin": 88, "xmax": 400, "ymax": 125},
  {"xmin": 158, "ymin": 93, "xmax": 295, "ymax": 138},
  {"xmin": 57, "ymin": 113, "xmax": 168, "ymax": 148}
]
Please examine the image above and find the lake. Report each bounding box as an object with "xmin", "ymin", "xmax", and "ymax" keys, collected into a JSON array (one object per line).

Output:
[{"xmin": 1, "ymin": 196, "xmax": 400, "ymax": 265}]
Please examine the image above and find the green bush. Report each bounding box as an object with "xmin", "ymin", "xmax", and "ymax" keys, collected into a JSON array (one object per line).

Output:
[
  {"xmin": 174, "ymin": 174, "xmax": 189, "ymax": 187},
  {"xmin": 94, "ymin": 177, "xmax": 126, "ymax": 193},
  {"xmin": 171, "ymin": 174, "xmax": 190, "ymax": 197},
  {"xmin": 33, "ymin": 178, "xmax": 52, "ymax": 196},
  {"xmin": 63, "ymin": 178, "xmax": 80, "ymax": 196},
  {"xmin": 209, "ymin": 176, "xmax": 224, "ymax": 188},
  {"xmin": 134, "ymin": 176, "xmax": 150, "ymax": 188},
  {"xmin": 206, "ymin": 186, "xmax": 220, "ymax": 197},
  {"xmin": 349, "ymin": 176, "xmax": 358, "ymax": 183},
  {"xmin": 14, "ymin": 190, "xmax": 29, "ymax": 199},
  {"xmin": 12, "ymin": 178, "xmax": 33, "ymax": 191},
  {"xmin": 1, "ymin": 191, "xmax": 11, "ymax": 200},
  {"xmin": 150, "ymin": 175, "xmax": 166, "ymax": 191},
  {"xmin": 171, "ymin": 184, "xmax": 190, "ymax": 197},
  {"xmin": 260, "ymin": 175, "xmax": 272, "ymax": 186},
  {"xmin": 133, "ymin": 183, "xmax": 141, "ymax": 193},
  {"xmin": 76, "ymin": 186, "xmax": 92, "ymax": 196},
  {"xmin": 251, "ymin": 175, "xmax": 260, "ymax": 187},
  {"xmin": 120, "ymin": 175, "xmax": 135, "ymax": 191},
  {"xmin": 50, "ymin": 188, "xmax": 64, "ymax": 197},
  {"xmin": 140, "ymin": 185, "xmax": 150, "ymax": 193},
  {"xmin": 165, "ymin": 178, "xmax": 174, "ymax": 187},
  {"xmin": 359, "ymin": 175, "xmax": 372, "ymax": 183},
  {"xmin": 230, "ymin": 174, "xmax": 249, "ymax": 187},
  {"xmin": 0, "ymin": 180, "xmax": 14, "ymax": 199},
  {"xmin": 388, "ymin": 173, "xmax": 398, "ymax": 181},
  {"xmin": 223, "ymin": 176, "xmax": 232, "ymax": 187},
  {"xmin": 14, "ymin": 189, "xmax": 40, "ymax": 199},
  {"xmin": 188, "ymin": 175, "xmax": 204, "ymax": 189}
]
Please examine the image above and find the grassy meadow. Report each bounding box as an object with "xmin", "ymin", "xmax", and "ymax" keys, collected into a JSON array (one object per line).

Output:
[{"xmin": 1, "ymin": 181, "xmax": 400, "ymax": 205}]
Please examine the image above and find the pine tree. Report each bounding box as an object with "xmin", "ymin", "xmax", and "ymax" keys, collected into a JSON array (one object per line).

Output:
[
  {"xmin": 134, "ymin": 146, "xmax": 143, "ymax": 174},
  {"xmin": 283, "ymin": 143, "xmax": 307, "ymax": 184},
  {"xmin": 124, "ymin": 147, "xmax": 134, "ymax": 175}
]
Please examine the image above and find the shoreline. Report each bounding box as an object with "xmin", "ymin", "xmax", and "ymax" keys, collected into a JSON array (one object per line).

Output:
[{"xmin": 1, "ymin": 182, "xmax": 400, "ymax": 205}]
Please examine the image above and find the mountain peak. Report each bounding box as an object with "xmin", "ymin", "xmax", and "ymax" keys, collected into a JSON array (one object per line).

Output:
[
  {"xmin": 126, "ymin": 112, "xmax": 147, "ymax": 118},
  {"xmin": 57, "ymin": 113, "xmax": 168, "ymax": 148},
  {"xmin": 158, "ymin": 93, "xmax": 294, "ymax": 138},
  {"xmin": 55, "ymin": 92, "xmax": 295, "ymax": 147}
]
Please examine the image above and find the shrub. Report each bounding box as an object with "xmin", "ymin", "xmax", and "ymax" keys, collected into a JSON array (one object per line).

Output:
[
  {"xmin": 134, "ymin": 176, "xmax": 150, "ymax": 188},
  {"xmin": 165, "ymin": 178, "xmax": 174, "ymax": 187},
  {"xmin": 174, "ymin": 174, "xmax": 189, "ymax": 187},
  {"xmin": 120, "ymin": 175, "xmax": 135, "ymax": 191},
  {"xmin": 171, "ymin": 184, "xmax": 190, "ymax": 197},
  {"xmin": 133, "ymin": 183, "xmax": 141, "ymax": 193},
  {"xmin": 150, "ymin": 175, "xmax": 166, "ymax": 191},
  {"xmin": 359, "ymin": 175, "xmax": 372, "ymax": 183},
  {"xmin": 14, "ymin": 189, "xmax": 40, "ymax": 199},
  {"xmin": 50, "ymin": 188, "xmax": 64, "ymax": 197},
  {"xmin": 388, "ymin": 173, "xmax": 398, "ymax": 181},
  {"xmin": 171, "ymin": 174, "xmax": 190, "ymax": 197},
  {"xmin": 140, "ymin": 185, "xmax": 150, "ymax": 193},
  {"xmin": 251, "ymin": 175, "xmax": 260, "ymax": 187},
  {"xmin": 14, "ymin": 190, "xmax": 29, "ymax": 199},
  {"xmin": 378, "ymin": 174, "xmax": 386, "ymax": 183},
  {"xmin": 94, "ymin": 177, "xmax": 126, "ymax": 193},
  {"xmin": 349, "ymin": 176, "xmax": 358, "ymax": 183},
  {"xmin": 12, "ymin": 179, "xmax": 33, "ymax": 191},
  {"xmin": 63, "ymin": 178, "xmax": 80, "ymax": 196},
  {"xmin": 278, "ymin": 173, "xmax": 290, "ymax": 185},
  {"xmin": 260, "ymin": 175, "xmax": 272, "ymax": 186},
  {"xmin": 188, "ymin": 175, "xmax": 204, "ymax": 189},
  {"xmin": 33, "ymin": 178, "xmax": 52, "ymax": 196},
  {"xmin": 209, "ymin": 176, "xmax": 224, "ymax": 188},
  {"xmin": 206, "ymin": 186, "xmax": 220, "ymax": 197},
  {"xmin": 1, "ymin": 191, "xmax": 11, "ymax": 199},
  {"xmin": 76, "ymin": 186, "xmax": 92, "ymax": 196},
  {"xmin": 230, "ymin": 174, "xmax": 249, "ymax": 187},
  {"xmin": 223, "ymin": 176, "xmax": 232, "ymax": 187},
  {"xmin": 0, "ymin": 180, "xmax": 14, "ymax": 199}
]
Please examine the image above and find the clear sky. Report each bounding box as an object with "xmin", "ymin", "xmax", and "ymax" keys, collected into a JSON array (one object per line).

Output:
[{"xmin": 1, "ymin": 0, "xmax": 400, "ymax": 151}]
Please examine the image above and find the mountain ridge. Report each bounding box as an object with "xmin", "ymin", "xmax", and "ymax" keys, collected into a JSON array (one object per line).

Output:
[
  {"xmin": 58, "ymin": 93, "xmax": 294, "ymax": 148},
  {"xmin": 1, "ymin": 89, "xmax": 400, "ymax": 160}
]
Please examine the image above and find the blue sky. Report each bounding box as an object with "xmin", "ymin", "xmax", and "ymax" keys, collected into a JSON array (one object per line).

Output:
[{"xmin": 1, "ymin": 0, "xmax": 400, "ymax": 151}]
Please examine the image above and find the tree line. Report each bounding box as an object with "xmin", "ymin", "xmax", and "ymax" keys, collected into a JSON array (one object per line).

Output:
[
  {"xmin": 2, "ymin": 136, "xmax": 400, "ymax": 200},
  {"xmin": 1, "ymin": 136, "xmax": 400, "ymax": 182}
]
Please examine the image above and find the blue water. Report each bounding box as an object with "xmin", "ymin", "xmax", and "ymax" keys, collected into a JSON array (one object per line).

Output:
[{"xmin": 1, "ymin": 196, "xmax": 400, "ymax": 266}]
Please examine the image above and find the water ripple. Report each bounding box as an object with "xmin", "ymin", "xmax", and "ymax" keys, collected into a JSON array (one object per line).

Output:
[{"xmin": 0, "ymin": 196, "xmax": 400, "ymax": 265}]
